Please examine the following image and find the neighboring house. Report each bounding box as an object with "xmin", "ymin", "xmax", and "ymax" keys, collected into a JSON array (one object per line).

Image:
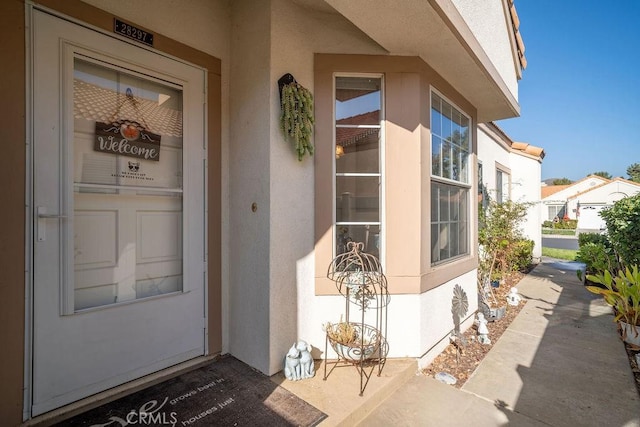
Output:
[
  {"xmin": 540, "ymin": 175, "xmax": 610, "ymax": 222},
  {"xmin": 1, "ymin": 0, "xmax": 526, "ymax": 422},
  {"xmin": 478, "ymin": 123, "xmax": 545, "ymax": 261},
  {"xmin": 541, "ymin": 175, "xmax": 640, "ymax": 231},
  {"xmin": 570, "ymin": 178, "xmax": 640, "ymax": 231}
]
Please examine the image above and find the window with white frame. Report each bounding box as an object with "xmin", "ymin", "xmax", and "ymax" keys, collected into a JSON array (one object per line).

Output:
[
  {"xmin": 495, "ymin": 167, "xmax": 510, "ymax": 203},
  {"xmin": 334, "ymin": 76, "xmax": 383, "ymax": 258},
  {"xmin": 431, "ymin": 92, "xmax": 470, "ymax": 264},
  {"xmin": 548, "ymin": 204, "xmax": 565, "ymax": 221}
]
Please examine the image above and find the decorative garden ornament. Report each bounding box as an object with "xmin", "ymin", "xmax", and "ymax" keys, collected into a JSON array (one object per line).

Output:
[
  {"xmin": 278, "ymin": 73, "xmax": 315, "ymax": 161},
  {"xmin": 296, "ymin": 340, "xmax": 315, "ymax": 379},
  {"xmin": 477, "ymin": 312, "xmax": 491, "ymax": 345},
  {"xmin": 284, "ymin": 340, "xmax": 315, "ymax": 381},
  {"xmin": 507, "ymin": 287, "xmax": 522, "ymax": 306},
  {"xmin": 284, "ymin": 343, "xmax": 301, "ymax": 381}
]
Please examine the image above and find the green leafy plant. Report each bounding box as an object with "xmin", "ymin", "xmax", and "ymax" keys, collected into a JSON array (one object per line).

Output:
[
  {"xmin": 478, "ymin": 200, "xmax": 533, "ymax": 282},
  {"xmin": 280, "ymin": 82, "xmax": 315, "ymax": 161},
  {"xmin": 576, "ymin": 242, "xmax": 616, "ymax": 276},
  {"xmin": 586, "ymin": 266, "xmax": 640, "ymax": 340},
  {"xmin": 511, "ymin": 239, "xmax": 534, "ymax": 272},
  {"xmin": 478, "ymin": 200, "xmax": 533, "ymax": 314},
  {"xmin": 600, "ymin": 194, "xmax": 640, "ymax": 267},
  {"xmin": 553, "ymin": 219, "xmax": 577, "ymax": 230},
  {"xmin": 578, "ymin": 232, "xmax": 609, "ymax": 247}
]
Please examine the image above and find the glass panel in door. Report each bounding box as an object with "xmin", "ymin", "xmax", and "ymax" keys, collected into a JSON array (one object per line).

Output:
[{"xmin": 73, "ymin": 58, "xmax": 184, "ymax": 310}]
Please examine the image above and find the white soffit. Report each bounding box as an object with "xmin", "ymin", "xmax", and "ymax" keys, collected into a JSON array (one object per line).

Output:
[{"xmin": 323, "ymin": 0, "xmax": 520, "ymax": 122}]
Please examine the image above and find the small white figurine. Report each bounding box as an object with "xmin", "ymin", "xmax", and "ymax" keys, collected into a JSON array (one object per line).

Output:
[
  {"xmin": 477, "ymin": 312, "xmax": 491, "ymax": 345},
  {"xmin": 284, "ymin": 340, "xmax": 315, "ymax": 381},
  {"xmin": 507, "ymin": 287, "xmax": 522, "ymax": 306},
  {"xmin": 284, "ymin": 343, "xmax": 301, "ymax": 380},
  {"xmin": 297, "ymin": 340, "xmax": 315, "ymax": 379}
]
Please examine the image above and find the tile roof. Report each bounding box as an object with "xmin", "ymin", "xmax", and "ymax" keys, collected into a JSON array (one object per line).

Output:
[
  {"xmin": 511, "ymin": 141, "xmax": 544, "ymax": 159},
  {"xmin": 508, "ymin": 0, "xmax": 527, "ymax": 70},
  {"xmin": 74, "ymin": 79, "xmax": 182, "ymax": 137},
  {"xmin": 336, "ymin": 110, "xmax": 380, "ymax": 148},
  {"xmin": 541, "ymin": 185, "xmax": 570, "ymax": 199}
]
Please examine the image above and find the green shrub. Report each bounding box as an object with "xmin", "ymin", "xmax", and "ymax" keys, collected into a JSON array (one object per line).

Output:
[
  {"xmin": 575, "ymin": 242, "xmax": 616, "ymax": 276},
  {"xmin": 600, "ymin": 194, "xmax": 640, "ymax": 267},
  {"xmin": 553, "ymin": 219, "xmax": 577, "ymax": 229},
  {"xmin": 578, "ymin": 232, "xmax": 609, "ymax": 248},
  {"xmin": 511, "ymin": 239, "xmax": 534, "ymax": 272},
  {"xmin": 479, "ymin": 200, "xmax": 533, "ymax": 282},
  {"xmin": 542, "ymin": 220, "xmax": 554, "ymax": 228}
]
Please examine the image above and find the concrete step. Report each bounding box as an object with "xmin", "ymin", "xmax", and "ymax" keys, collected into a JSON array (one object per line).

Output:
[{"xmin": 271, "ymin": 358, "xmax": 417, "ymax": 426}]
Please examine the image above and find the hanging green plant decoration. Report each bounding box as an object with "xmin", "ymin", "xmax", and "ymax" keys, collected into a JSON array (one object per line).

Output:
[{"xmin": 279, "ymin": 77, "xmax": 315, "ymax": 161}]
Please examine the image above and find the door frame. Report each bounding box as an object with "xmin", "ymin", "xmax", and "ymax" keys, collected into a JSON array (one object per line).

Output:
[{"xmin": 22, "ymin": 2, "xmax": 223, "ymax": 420}]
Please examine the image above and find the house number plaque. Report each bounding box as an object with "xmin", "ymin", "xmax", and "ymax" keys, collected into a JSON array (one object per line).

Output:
[{"xmin": 114, "ymin": 19, "xmax": 154, "ymax": 47}]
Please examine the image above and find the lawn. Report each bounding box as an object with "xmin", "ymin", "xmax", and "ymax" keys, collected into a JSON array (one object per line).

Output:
[
  {"xmin": 541, "ymin": 228, "xmax": 576, "ymax": 236},
  {"xmin": 542, "ymin": 247, "xmax": 578, "ymax": 261}
]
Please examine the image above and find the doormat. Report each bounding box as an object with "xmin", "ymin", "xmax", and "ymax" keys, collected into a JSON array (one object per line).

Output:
[{"xmin": 58, "ymin": 356, "xmax": 327, "ymax": 427}]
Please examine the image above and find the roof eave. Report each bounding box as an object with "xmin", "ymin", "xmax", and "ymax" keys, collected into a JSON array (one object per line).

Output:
[{"xmin": 325, "ymin": 0, "xmax": 521, "ymax": 122}]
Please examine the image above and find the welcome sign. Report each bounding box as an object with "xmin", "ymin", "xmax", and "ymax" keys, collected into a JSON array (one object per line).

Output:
[{"xmin": 95, "ymin": 120, "xmax": 161, "ymax": 161}]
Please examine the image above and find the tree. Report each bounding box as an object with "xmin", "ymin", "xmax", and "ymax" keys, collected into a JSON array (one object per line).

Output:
[
  {"xmin": 627, "ymin": 163, "xmax": 640, "ymax": 183},
  {"xmin": 552, "ymin": 178, "xmax": 572, "ymax": 185},
  {"xmin": 592, "ymin": 171, "xmax": 612, "ymax": 179}
]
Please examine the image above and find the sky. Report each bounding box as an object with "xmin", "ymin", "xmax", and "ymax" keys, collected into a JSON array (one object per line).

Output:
[{"xmin": 496, "ymin": 1, "xmax": 640, "ymax": 182}]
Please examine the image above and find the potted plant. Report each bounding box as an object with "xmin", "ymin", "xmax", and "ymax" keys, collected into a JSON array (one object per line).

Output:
[
  {"xmin": 323, "ymin": 319, "xmax": 380, "ymax": 362},
  {"xmin": 586, "ymin": 265, "xmax": 640, "ymax": 345}
]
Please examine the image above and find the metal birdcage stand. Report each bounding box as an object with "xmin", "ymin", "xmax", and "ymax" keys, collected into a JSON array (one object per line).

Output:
[{"xmin": 324, "ymin": 241, "xmax": 389, "ymax": 396}]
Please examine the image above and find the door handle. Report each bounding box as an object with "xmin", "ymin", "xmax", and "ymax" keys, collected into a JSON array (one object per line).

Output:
[{"xmin": 37, "ymin": 206, "xmax": 67, "ymax": 241}]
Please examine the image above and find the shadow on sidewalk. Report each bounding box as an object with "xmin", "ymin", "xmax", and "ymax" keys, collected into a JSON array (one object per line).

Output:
[{"xmin": 491, "ymin": 260, "xmax": 640, "ymax": 426}]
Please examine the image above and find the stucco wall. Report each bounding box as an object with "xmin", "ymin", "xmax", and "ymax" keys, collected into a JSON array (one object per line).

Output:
[
  {"xmin": 510, "ymin": 153, "xmax": 542, "ymax": 259},
  {"xmin": 227, "ymin": 0, "xmax": 274, "ymax": 373},
  {"xmin": 477, "ymin": 126, "xmax": 542, "ymax": 260},
  {"xmin": 269, "ymin": 0, "xmax": 387, "ymax": 373},
  {"xmin": 477, "ymin": 127, "xmax": 510, "ymax": 202},
  {"xmin": 451, "ymin": 0, "xmax": 518, "ymax": 102},
  {"xmin": 417, "ymin": 269, "xmax": 477, "ymax": 368},
  {"xmin": 81, "ymin": 0, "xmax": 230, "ymax": 59}
]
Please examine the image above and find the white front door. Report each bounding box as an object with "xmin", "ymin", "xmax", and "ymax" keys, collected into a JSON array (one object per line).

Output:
[{"xmin": 30, "ymin": 10, "xmax": 207, "ymax": 416}]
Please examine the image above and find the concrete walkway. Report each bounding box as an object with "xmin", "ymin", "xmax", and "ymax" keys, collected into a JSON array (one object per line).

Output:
[{"xmin": 358, "ymin": 259, "xmax": 640, "ymax": 426}]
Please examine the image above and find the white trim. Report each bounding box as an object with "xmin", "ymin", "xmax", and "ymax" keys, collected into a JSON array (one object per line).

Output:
[
  {"xmin": 335, "ymin": 124, "xmax": 380, "ymax": 129},
  {"xmin": 336, "ymin": 173, "xmax": 380, "ymax": 177}
]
